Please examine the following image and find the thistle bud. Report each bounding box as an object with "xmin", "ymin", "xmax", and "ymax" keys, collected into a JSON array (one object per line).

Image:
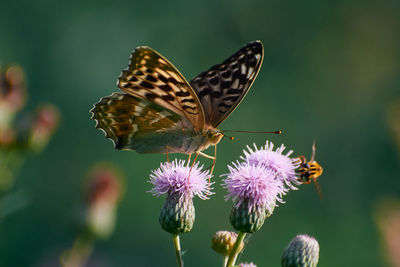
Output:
[
  {"xmin": 0, "ymin": 65, "xmax": 26, "ymax": 119},
  {"xmin": 159, "ymin": 193, "xmax": 195, "ymax": 234},
  {"xmin": 211, "ymin": 231, "xmax": 243, "ymax": 256},
  {"xmin": 281, "ymin": 234, "xmax": 320, "ymax": 267},
  {"xmin": 85, "ymin": 164, "xmax": 122, "ymax": 239},
  {"xmin": 230, "ymin": 199, "xmax": 266, "ymax": 233},
  {"xmin": 28, "ymin": 104, "xmax": 59, "ymax": 151}
]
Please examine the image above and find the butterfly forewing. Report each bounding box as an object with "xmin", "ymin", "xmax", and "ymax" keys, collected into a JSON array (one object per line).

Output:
[
  {"xmin": 118, "ymin": 47, "xmax": 205, "ymax": 131},
  {"xmin": 91, "ymin": 93, "xmax": 193, "ymax": 150},
  {"xmin": 189, "ymin": 41, "xmax": 264, "ymax": 128}
]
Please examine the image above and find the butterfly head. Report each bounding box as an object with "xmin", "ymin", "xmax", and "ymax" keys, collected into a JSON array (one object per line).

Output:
[{"xmin": 205, "ymin": 129, "xmax": 225, "ymax": 146}]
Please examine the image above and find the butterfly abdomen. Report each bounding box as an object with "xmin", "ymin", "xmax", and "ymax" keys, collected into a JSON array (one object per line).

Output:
[{"xmin": 121, "ymin": 131, "xmax": 210, "ymax": 154}]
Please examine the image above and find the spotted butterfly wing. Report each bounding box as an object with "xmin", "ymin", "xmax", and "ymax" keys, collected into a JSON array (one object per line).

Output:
[
  {"xmin": 189, "ymin": 41, "xmax": 264, "ymax": 128},
  {"xmin": 91, "ymin": 41, "xmax": 264, "ymax": 154},
  {"xmin": 91, "ymin": 92, "xmax": 195, "ymax": 153},
  {"xmin": 118, "ymin": 46, "xmax": 205, "ymax": 131}
]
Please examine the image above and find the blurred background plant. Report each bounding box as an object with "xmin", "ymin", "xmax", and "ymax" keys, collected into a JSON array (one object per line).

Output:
[
  {"xmin": 0, "ymin": 0, "xmax": 399, "ymax": 266},
  {"xmin": 0, "ymin": 64, "xmax": 59, "ymax": 218},
  {"xmin": 61, "ymin": 163, "xmax": 123, "ymax": 267}
]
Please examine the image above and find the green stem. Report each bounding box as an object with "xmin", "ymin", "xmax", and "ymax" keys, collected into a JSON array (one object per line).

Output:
[
  {"xmin": 172, "ymin": 234, "xmax": 183, "ymax": 267},
  {"xmin": 223, "ymin": 256, "xmax": 228, "ymax": 267},
  {"xmin": 226, "ymin": 232, "xmax": 246, "ymax": 267},
  {"xmin": 60, "ymin": 233, "xmax": 94, "ymax": 267}
]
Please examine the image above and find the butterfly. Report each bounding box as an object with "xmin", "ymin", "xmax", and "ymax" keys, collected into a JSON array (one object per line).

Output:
[
  {"xmin": 91, "ymin": 41, "xmax": 264, "ymax": 167},
  {"xmin": 296, "ymin": 141, "xmax": 324, "ymax": 198}
]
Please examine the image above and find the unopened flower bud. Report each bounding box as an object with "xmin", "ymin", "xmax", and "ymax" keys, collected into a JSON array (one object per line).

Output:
[
  {"xmin": 0, "ymin": 65, "xmax": 26, "ymax": 117},
  {"xmin": 85, "ymin": 165, "xmax": 122, "ymax": 239},
  {"xmin": 230, "ymin": 199, "xmax": 266, "ymax": 233},
  {"xmin": 211, "ymin": 231, "xmax": 243, "ymax": 256},
  {"xmin": 28, "ymin": 104, "xmax": 59, "ymax": 151},
  {"xmin": 281, "ymin": 234, "xmax": 319, "ymax": 267},
  {"xmin": 159, "ymin": 193, "xmax": 195, "ymax": 234}
]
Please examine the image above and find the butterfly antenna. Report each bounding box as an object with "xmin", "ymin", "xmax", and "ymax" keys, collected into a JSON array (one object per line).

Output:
[
  {"xmin": 222, "ymin": 130, "xmax": 282, "ymax": 135},
  {"xmin": 222, "ymin": 133, "xmax": 234, "ymax": 140}
]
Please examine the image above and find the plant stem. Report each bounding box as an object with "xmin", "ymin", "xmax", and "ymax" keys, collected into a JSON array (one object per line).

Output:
[
  {"xmin": 226, "ymin": 231, "xmax": 246, "ymax": 267},
  {"xmin": 172, "ymin": 234, "xmax": 183, "ymax": 267},
  {"xmin": 223, "ymin": 256, "xmax": 228, "ymax": 267},
  {"xmin": 60, "ymin": 233, "xmax": 94, "ymax": 267}
]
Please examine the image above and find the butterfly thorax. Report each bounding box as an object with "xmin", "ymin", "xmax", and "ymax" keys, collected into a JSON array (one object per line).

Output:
[{"xmin": 161, "ymin": 128, "xmax": 223, "ymax": 154}]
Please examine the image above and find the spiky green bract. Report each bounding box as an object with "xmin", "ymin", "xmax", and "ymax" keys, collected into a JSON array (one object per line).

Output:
[
  {"xmin": 230, "ymin": 199, "xmax": 266, "ymax": 233},
  {"xmin": 281, "ymin": 234, "xmax": 320, "ymax": 267},
  {"xmin": 159, "ymin": 192, "xmax": 195, "ymax": 234}
]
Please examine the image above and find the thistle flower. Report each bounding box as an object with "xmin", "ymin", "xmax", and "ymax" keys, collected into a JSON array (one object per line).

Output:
[
  {"xmin": 281, "ymin": 234, "xmax": 320, "ymax": 267},
  {"xmin": 241, "ymin": 141, "xmax": 300, "ymax": 189},
  {"xmin": 222, "ymin": 141, "xmax": 299, "ymax": 233},
  {"xmin": 149, "ymin": 159, "xmax": 213, "ymax": 234},
  {"xmin": 223, "ymin": 162, "xmax": 286, "ymax": 211}
]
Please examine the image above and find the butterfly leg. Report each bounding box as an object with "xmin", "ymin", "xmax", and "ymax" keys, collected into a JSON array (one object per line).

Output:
[
  {"xmin": 188, "ymin": 152, "xmax": 200, "ymax": 182},
  {"xmin": 187, "ymin": 154, "xmax": 192, "ymax": 166},
  {"xmin": 198, "ymin": 145, "xmax": 217, "ymax": 175},
  {"xmin": 165, "ymin": 146, "xmax": 170, "ymax": 163}
]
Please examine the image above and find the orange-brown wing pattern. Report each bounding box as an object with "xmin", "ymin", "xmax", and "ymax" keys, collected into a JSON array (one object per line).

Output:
[
  {"xmin": 118, "ymin": 47, "xmax": 205, "ymax": 131},
  {"xmin": 91, "ymin": 92, "xmax": 192, "ymax": 150}
]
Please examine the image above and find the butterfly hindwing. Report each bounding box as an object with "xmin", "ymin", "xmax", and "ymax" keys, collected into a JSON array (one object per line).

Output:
[
  {"xmin": 189, "ymin": 41, "xmax": 264, "ymax": 128},
  {"xmin": 118, "ymin": 47, "xmax": 205, "ymax": 131},
  {"xmin": 91, "ymin": 92, "xmax": 193, "ymax": 151}
]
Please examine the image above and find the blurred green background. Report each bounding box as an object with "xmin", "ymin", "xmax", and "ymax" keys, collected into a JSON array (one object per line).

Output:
[{"xmin": 1, "ymin": 0, "xmax": 400, "ymax": 266}]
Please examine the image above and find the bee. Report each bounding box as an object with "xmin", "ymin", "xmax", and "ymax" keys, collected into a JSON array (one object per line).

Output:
[{"xmin": 296, "ymin": 141, "xmax": 324, "ymax": 198}]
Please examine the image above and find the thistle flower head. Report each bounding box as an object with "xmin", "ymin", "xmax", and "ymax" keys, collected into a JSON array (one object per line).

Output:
[
  {"xmin": 222, "ymin": 162, "xmax": 286, "ymax": 214},
  {"xmin": 241, "ymin": 141, "xmax": 300, "ymax": 188},
  {"xmin": 281, "ymin": 234, "xmax": 320, "ymax": 267},
  {"xmin": 150, "ymin": 159, "xmax": 213, "ymax": 234},
  {"xmin": 149, "ymin": 159, "xmax": 213, "ymax": 200}
]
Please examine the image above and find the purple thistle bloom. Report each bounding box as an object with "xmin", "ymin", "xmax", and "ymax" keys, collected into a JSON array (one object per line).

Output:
[
  {"xmin": 241, "ymin": 141, "xmax": 300, "ymax": 189},
  {"xmin": 222, "ymin": 162, "xmax": 287, "ymax": 214},
  {"xmin": 149, "ymin": 159, "xmax": 213, "ymax": 200}
]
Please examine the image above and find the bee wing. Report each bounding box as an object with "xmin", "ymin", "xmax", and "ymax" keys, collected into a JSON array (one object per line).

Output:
[
  {"xmin": 311, "ymin": 140, "xmax": 317, "ymax": 162},
  {"xmin": 313, "ymin": 179, "xmax": 323, "ymax": 200}
]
